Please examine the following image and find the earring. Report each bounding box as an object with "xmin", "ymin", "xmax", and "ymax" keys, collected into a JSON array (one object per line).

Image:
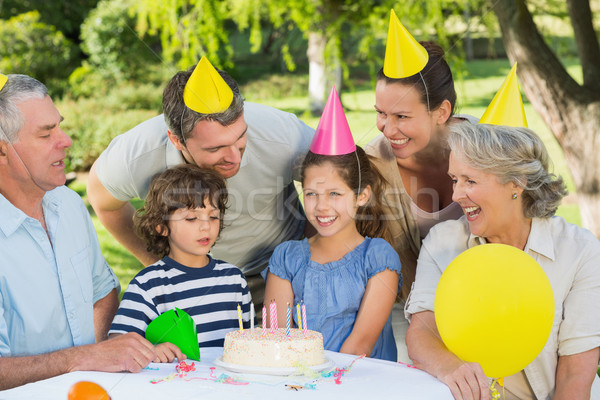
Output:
[{"xmin": 512, "ymin": 193, "xmax": 518, "ymax": 200}]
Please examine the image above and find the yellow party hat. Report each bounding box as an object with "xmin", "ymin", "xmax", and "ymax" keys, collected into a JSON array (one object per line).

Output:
[
  {"xmin": 183, "ymin": 57, "xmax": 233, "ymax": 114},
  {"xmin": 383, "ymin": 9, "xmax": 429, "ymax": 79},
  {"xmin": 479, "ymin": 63, "xmax": 528, "ymax": 127},
  {"xmin": 0, "ymin": 73, "xmax": 7, "ymax": 91}
]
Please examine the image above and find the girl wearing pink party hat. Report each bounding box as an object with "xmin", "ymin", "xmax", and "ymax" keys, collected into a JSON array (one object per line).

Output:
[{"xmin": 264, "ymin": 87, "xmax": 402, "ymax": 361}]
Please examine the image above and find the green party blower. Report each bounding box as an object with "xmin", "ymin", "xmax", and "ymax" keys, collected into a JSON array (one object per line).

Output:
[{"xmin": 145, "ymin": 308, "xmax": 201, "ymax": 361}]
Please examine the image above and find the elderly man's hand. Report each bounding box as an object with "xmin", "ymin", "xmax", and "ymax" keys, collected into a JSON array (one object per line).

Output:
[{"xmin": 70, "ymin": 332, "xmax": 158, "ymax": 373}]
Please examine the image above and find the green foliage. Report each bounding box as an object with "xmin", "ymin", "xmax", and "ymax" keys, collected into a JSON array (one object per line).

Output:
[
  {"xmin": 133, "ymin": 0, "xmax": 233, "ymax": 69},
  {"xmin": 79, "ymin": 0, "xmax": 161, "ymax": 86},
  {"xmin": 0, "ymin": 0, "xmax": 100, "ymax": 43},
  {"xmin": 129, "ymin": 0, "xmax": 482, "ymax": 102},
  {"xmin": 60, "ymin": 81, "xmax": 162, "ymax": 171},
  {"xmin": 67, "ymin": 62, "xmax": 107, "ymax": 99},
  {"xmin": 0, "ymin": 11, "xmax": 79, "ymax": 96},
  {"xmin": 91, "ymin": 217, "xmax": 144, "ymax": 292}
]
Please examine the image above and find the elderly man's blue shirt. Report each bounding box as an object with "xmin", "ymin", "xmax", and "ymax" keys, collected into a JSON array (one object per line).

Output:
[{"xmin": 0, "ymin": 186, "xmax": 119, "ymax": 356}]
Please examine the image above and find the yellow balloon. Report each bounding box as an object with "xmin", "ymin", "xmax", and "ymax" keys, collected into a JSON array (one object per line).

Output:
[{"xmin": 434, "ymin": 243, "xmax": 554, "ymax": 378}]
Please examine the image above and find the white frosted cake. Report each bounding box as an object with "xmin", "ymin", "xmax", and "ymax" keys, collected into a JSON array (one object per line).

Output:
[{"xmin": 222, "ymin": 328, "xmax": 326, "ymax": 368}]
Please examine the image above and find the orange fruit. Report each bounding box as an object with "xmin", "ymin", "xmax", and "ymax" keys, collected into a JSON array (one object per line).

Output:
[{"xmin": 68, "ymin": 381, "xmax": 111, "ymax": 400}]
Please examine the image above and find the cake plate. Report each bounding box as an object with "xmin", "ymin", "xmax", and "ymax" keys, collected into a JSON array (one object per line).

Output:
[{"xmin": 213, "ymin": 357, "xmax": 335, "ymax": 376}]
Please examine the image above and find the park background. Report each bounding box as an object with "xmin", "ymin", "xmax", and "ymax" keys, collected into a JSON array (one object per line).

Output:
[{"xmin": 0, "ymin": 0, "xmax": 595, "ymax": 289}]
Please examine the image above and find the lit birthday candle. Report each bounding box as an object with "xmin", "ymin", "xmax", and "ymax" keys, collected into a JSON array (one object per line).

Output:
[
  {"xmin": 296, "ymin": 303, "xmax": 302, "ymax": 330},
  {"xmin": 250, "ymin": 302, "xmax": 255, "ymax": 330},
  {"xmin": 262, "ymin": 304, "xmax": 267, "ymax": 336},
  {"xmin": 302, "ymin": 301, "xmax": 307, "ymax": 335},
  {"xmin": 270, "ymin": 300, "xmax": 277, "ymax": 333},
  {"xmin": 237, "ymin": 304, "xmax": 243, "ymax": 332},
  {"xmin": 286, "ymin": 302, "xmax": 291, "ymax": 336}
]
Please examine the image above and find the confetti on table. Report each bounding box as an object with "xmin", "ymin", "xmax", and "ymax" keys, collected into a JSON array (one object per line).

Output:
[
  {"xmin": 176, "ymin": 361, "xmax": 196, "ymax": 373},
  {"xmin": 149, "ymin": 354, "xmax": 365, "ymax": 388},
  {"xmin": 397, "ymin": 360, "xmax": 418, "ymax": 369}
]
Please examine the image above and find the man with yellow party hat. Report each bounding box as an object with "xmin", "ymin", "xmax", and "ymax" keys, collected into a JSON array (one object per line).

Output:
[
  {"xmin": 88, "ymin": 57, "xmax": 315, "ymax": 311},
  {"xmin": 479, "ymin": 63, "xmax": 528, "ymax": 128},
  {"xmin": 0, "ymin": 73, "xmax": 161, "ymax": 389}
]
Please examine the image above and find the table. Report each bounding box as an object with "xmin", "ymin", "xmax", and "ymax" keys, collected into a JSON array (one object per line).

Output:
[{"xmin": 0, "ymin": 348, "xmax": 453, "ymax": 399}]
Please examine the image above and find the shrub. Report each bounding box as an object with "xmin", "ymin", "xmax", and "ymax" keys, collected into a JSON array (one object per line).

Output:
[
  {"xmin": 68, "ymin": 61, "xmax": 110, "ymax": 99},
  {"xmin": 0, "ymin": 11, "xmax": 78, "ymax": 96},
  {"xmin": 79, "ymin": 0, "xmax": 161, "ymax": 87},
  {"xmin": 59, "ymin": 85, "xmax": 161, "ymax": 171}
]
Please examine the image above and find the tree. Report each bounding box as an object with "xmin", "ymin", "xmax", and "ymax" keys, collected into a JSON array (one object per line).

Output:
[
  {"xmin": 0, "ymin": 0, "xmax": 100, "ymax": 43},
  {"xmin": 132, "ymin": 0, "xmax": 233, "ymax": 70},
  {"xmin": 491, "ymin": 0, "xmax": 600, "ymax": 237},
  {"xmin": 80, "ymin": 0, "xmax": 161, "ymax": 82},
  {"xmin": 237, "ymin": 0, "xmax": 396, "ymax": 114},
  {"xmin": 132, "ymin": 0, "xmax": 466, "ymax": 115},
  {"xmin": 0, "ymin": 11, "xmax": 78, "ymax": 95}
]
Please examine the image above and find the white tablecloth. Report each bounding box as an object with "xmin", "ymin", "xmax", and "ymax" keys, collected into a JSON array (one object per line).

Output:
[{"xmin": 0, "ymin": 348, "xmax": 452, "ymax": 399}]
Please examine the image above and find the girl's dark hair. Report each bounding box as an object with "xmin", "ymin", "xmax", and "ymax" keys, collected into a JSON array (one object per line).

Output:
[
  {"xmin": 376, "ymin": 41, "xmax": 456, "ymax": 116},
  {"xmin": 134, "ymin": 164, "xmax": 228, "ymax": 259},
  {"xmin": 301, "ymin": 146, "xmax": 392, "ymax": 243}
]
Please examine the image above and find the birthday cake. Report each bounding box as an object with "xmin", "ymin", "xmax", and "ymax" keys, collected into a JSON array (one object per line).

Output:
[{"xmin": 222, "ymin": 328, "xmax": 326, "ymax": 368}]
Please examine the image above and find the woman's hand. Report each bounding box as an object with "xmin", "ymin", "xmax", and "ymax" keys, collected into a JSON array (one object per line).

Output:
[
  {"xmin": 406, "ymin": 311, "xmax": 490, "ymax": 400},
  {"xmin": 436, "ymin": 360, "xmax": 490, "ymax": 400}
]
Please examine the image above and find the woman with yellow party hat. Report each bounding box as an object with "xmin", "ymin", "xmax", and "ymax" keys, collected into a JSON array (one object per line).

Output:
[
  {"xmin": 405, "ymin": 121, "xmax": 600, "ymax": 400},
  {"xmin": 479, "ymin": 63, "xmax": 528, "ymax": 128},
  {"xmin": 365, "ymin": 10, "xmax": 475, "ymax": 304}
]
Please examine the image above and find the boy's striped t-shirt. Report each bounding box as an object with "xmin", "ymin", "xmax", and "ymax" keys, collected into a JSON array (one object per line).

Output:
[{"xmin": 109, "ymin": 256, "xmax": 251, "ymax": 348}]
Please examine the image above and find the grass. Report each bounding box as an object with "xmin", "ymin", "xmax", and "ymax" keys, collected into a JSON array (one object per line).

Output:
[
  {"xmin": 68, "ymin": 180, "xmax": 145, "ymax": 290},
  {"xmin": 69, "ymin": 57, "xmax": 583, "ymax": 290}
]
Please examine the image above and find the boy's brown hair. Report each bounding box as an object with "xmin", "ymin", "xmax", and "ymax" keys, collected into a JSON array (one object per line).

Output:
[{"xmin": 134, "ymin": 164, "xmax": 228, "ymax": 259}]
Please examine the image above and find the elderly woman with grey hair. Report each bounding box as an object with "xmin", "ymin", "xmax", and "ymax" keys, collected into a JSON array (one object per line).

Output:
[{"xmin": 405, "ymin": 123, "xmax": 600, "ymax": 400}]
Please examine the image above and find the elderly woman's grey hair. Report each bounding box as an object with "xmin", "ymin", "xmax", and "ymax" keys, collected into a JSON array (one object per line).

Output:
[
  {"xmin": 0, "ymin": 74, "xmax": 48, "ymax": 143},
  {"xmin": 447, "ymin": 122, "xmax": 567, "ymax": 218}
]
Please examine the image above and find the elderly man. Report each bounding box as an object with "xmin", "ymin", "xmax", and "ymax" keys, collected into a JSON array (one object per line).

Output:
[
  {"xmin": 87, "ymin": 58, "xmax": 314, "ymax": 307},
  {"xmin": 0, "ymin": 74, "xmax": 161, "ymax": 390}
]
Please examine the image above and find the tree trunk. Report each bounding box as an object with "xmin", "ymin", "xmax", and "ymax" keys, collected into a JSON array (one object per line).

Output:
[
  {"xmin": 492, "ymin": 0, "xmax": 600, "ymax": 237},
  {"xmin": 307, "ymin": 30, "xmax": 343, "ymax": 116},
  {"xmin": 464, "ymin": 6, "xmax": 474, "ymax": 61},
  {"xmin": 307, "ymin": 32, "xmax": 327, "ymax": 115}
]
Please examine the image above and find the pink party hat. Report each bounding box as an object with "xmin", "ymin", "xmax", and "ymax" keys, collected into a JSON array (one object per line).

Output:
[{"xmin": 309, "ymin": 87, "xmax": 356, "ymax": 155}]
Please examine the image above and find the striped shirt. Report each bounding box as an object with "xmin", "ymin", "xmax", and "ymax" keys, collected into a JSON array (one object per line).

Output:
[{"xmin": 109, "ymin": 256, "xmax": 251, "ymax": 348}]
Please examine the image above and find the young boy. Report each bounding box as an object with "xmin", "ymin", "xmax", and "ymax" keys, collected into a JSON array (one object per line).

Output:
[{"xmin": 109, "ymin": 165, "xmax": 251, "ymax": 362}]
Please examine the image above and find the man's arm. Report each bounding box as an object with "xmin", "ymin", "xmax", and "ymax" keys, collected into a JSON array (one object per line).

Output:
[
  {"xmin": 87, "ymin": 162, "xmax": 157, "ymax": 266},
  {"xmin": 93, "ymin": 288, "xmax": 119, "ymax": 342},
  {"xmin": 0, "ymin": 333, "xmax": 157, "ymax": 390}
]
